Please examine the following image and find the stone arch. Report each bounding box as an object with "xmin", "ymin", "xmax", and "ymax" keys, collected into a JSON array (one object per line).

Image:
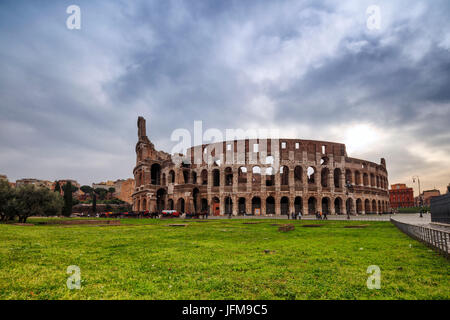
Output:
[
  {"xmin": 142, "ymin": 198, "xmax": 147, "ymax": 211},
  {"xmin": 266, "ymin": 196, "xmax": 275, "ymax": 214},
  {"xmin": 354, "ymin": 171, "xmax": 361, "ymax": 185},
  {"xmin": 182, "ymin": 170, "xmax": 190, "ymax": 184},
  {"xmin": 212, "ymin": 169, "xmax": 220, "ymax": 186},
  {"xmin": 294, "ymin": 196, "xmax": 303, "ymax": 213},
  {"xmin": 224, "ymin": 196, "xmax": 233, "ymax": 214},
  {"xmin": 156, "ymin": 188, "xmax": 165, "ymax": 213},
  {"xmin": 168, "ymin": 198, "xmax": 174, "ymax": 210},
  {"xmin": 238, "ymin": 197, "xmax": 246, "ymax": 215},
  {"xmin": 334, "ymin": 197, "xmax": 342, "ymax": 214},
  {"xmin": 238, "ymin": 167, "xmax": 247, "ymax": 184},
  {"xmin": 307, "ymin": 167, "xmax": 316, "ymax": 184},
  {"xmin": 252, "ymin": 166, "xmax": 261, "ymax": 184},
  {"xmin": 294, "ymin": 166, "xmax": 303, "ymax": 185},
  {"xmin": 345, "ymin": 169, "xmax": 353, "ymax": 185},
  {"xmin": 280, "ymin": 196, "xmax": 289, "ymax": 215},
  {"xmin": 308, "ymin": 196, "xmax": 317, "ymax": 214},
  {"xmin": 191, "ymin": 171, "xmax": 197, "ymax": 184},
  {"xmin": 363, "ymin": 173, "xmax": 369, "ymax": 186},
  {"xmin": 356, "ymin": 198, "xmax": 363, "ymax": 214},
  {"xmin": 252, "ymin": 196, "xmax": 261, "ymax": 215},
  {"xmin": 364, "ymin": 199, "xmax": 370, "ymax": 214},
  {"xmin": 177, "ymin": 198, "xmax": 185, "ymax": 213},
  {"xmin": 334, "ymin": 168, "xmax": 341, "ymax": 188},
  {"xmin": 322, "ymin": 197, "xmax": 330, "ymax": 214},
  {"xmin": 281, "ymin": 166, "xmax": 289, "ymax": 185},
  {"xmin": 346, "ymin": 198, "xmax": 354, "ymax": 214},
  {"xmin": 169, "ymin": 170, "xmax": 175, "ymax": 184},
  {"xmin": 151, "ymin": 163, "xmax": 161, "ymax": 185},
  {"xmin": 201, "ymin": 198, "xmax": 208, "ymax": 212},
  {"xmin": 224, "ymin": 167, "xmax": 233, "ymax": 186},
  {"xmin": 321, "ymin": 167, "xmax": 330, "ymax": 187},
  {"xmin": 265, "ymin": 167, "xmax": 275, "ymax": 186},
  {"xmin": 212, "ymin": 197, "xmax": 220, "ymax": 216},
  {"xmin": 201, "ymin": 169, "xmax": 208, "ymax": 185}
]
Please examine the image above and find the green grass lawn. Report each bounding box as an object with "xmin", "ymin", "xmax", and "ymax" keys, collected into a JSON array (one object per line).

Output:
[{"xmin": 0, "ymin": 218, "xmax": 448, "ymax": 300}]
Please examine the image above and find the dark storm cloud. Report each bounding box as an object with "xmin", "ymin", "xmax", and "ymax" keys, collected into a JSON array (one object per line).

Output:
[{"xmin": 0, "ymin": 0, "xmax": 449, "ymax": 191}]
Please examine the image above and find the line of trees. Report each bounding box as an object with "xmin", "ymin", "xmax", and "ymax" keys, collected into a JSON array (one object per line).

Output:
[{"xmin": 0, "ymin": 180, "xmax": 64, "ymax": 223}]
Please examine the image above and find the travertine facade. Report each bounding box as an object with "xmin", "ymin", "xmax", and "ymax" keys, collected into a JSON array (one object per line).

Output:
[{"xmin": 132, "ymin": 117, "xmax": 390, "ymax": 215}]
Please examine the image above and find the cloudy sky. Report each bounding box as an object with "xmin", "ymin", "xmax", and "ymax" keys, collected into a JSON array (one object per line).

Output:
[{"xmin": 0, "ymin": 0, "xmax": 449, "ymax": 194}]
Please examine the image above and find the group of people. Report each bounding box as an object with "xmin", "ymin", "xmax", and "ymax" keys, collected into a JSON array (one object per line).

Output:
[
  {"xmin": 289, "ymin": 211, "xmax": 302, "ymax": 220},
  {"xmin": 315, "ymin": 211, "xmax": 328, "ymax": 220}
]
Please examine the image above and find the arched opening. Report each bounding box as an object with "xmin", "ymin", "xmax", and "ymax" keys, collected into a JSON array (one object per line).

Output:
[
  {"xmin": 280, "ymin": 197, "xmax": 289, "ymax": 215},
  {"xmin": 151, "ymin": 163, "xmax": 161, "ymax": 185},
  {"xmin": 334, "ymin": 197, "xmax": 342, "ymax": 214},
  {"xmin": 142, "ymin": 198, "xmax": 147, "ymax": 211},
  {"xmin": 252, "ymin": 166, "xmax": 261, "ymax": 184},
  {"xmin": 321, "ymin": 168, "xmax": 329, "ymax": 187},
  {"xmin": 307, "ymin": 167, "xmax": 315, "ymax": 184},
  {"xmin": 183, "ymin": 170, "xmax": 190, "ymax": 184},
  {"xmin": 294, "ymin": 197, "xmax": 302, "ymax": 214},
  {"xmin": 281, "ymin": 166, "xmax": 289, "ymax": 185},
  {"xmin": 356, "ymin": 198, "xmax": 363, "ymax": 214},
  {"xmin": 225, "ymin": 167, "xmax": 233, "ymax": 186},
  {"xmin": 224, "ymin": 196, "xmax": 233, "ymax": 214},
  {"xmin": 193, "ymin": 188, "xmax": 199, "ymax": 213},
  {"xmin": 212, "ymin": 197, "xmax": 220, "ymax": 216},
  {"xmin": 177, "ymin": 198, "xmax": 185, "ymax": 213},
  {"xmin": 294, "ymin": 166, "xmax": 302, "ymax": 186},
  {"xmin": 354, "ymin": 171, "xmax": 361, "ymax": 185},
  {"xmin": 346, "ymin": 198, "xmax": 354, "ymax": 214},
  {"xmin": 370, "ymin": 173, "xmax": 375, "ymax": 187},
  {"xmin": 365, "ymin": 199, "xmax": 370, "ymax": 214},
  {"xmin": 156, "ymin": 188, "xmax": 165, "ymax": 213},
  {"xmin": 162, "ymin": 173, "xmax": 166, "ymax": 186},
  {"xmin": 363, "ymin": 173, "xmax": 369, "ymax": 186},
  {"xmin": 136, "ymin": 199, "xmax": 140, "ymax": 212},
  {"xmin": 252, "ymin": 197, "xmax": 261, "ymax": 215},
  {"xmin": 238, "ymin": 167, "xmax": 247, "ymax": 184},
  {"xmin": 266, "ymin": 196, "xmax": 275, "ymax": 215},
  {"xmin": 168, "ymin": 198, "xmax": 174, "ymax": 210},
  {"xmin": 201, "ymin": 169, "xmax": 208, "ymax": 185},
  {"xmin": 265, "ymin": 167, "xmax": 275, "ymax": 186},
  {"xmin": 169, "ymin": 170, "xmax": 175, "ymax": 184},
  {"xmin": 334, "ymin": 168, "xmax": 341, "ymax": 188},
  {"xmin": 322, "ymin": 197, "xmax": 330, "ymax": 214},
  {"xmin": 238, "ymin": 197, "xmax": 246, "ymax": 215},
  {"xmin": 201, "ymin": 198, "xmax": 208, "ymax": 213},
  {"xmin": 308, "ymin": 197, "xmax": 317, "ymax": 214},
  {"xmin": 378, "ymin": 200, "xmax": 382, "ymax": 213},
  {"xmin": 192, "ymin": 171, "xmax": 197, "ymax": 184},
  {"xmin": 212, "ymin": 169, "xmax": 220, "ymax": 186},
  {"xmin": 372, "ymin": 200, "xmax": 377, "ymax": 213},
  {"xmin": 345, "ymin": 169, "xmax": 353, "ymax": 185}
]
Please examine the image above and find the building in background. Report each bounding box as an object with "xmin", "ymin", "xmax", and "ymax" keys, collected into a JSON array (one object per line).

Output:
[
  {"xmin": 415, "ymin": 189, "xmax": 441, "ymax": 207},
  {"xmin": 92, "ymin": 181, "xmax": 115, "ymax": 190},
  {"xmin": 114, "ymin": 178, "xmax": 135, "ymax": 204},
  {"xmin": 0, "ymin": 174, "xmax": 7, "ymax": 181},
  {"xmin": 15, "ymin": 178, "xmax": 53, "ymax": 189},
  {"xmin": 389, "ymin": 183, "xmax": 414, "ymax": 208}
]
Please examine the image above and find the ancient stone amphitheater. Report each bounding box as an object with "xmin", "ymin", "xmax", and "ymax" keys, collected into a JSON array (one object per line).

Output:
[{"xmin": 132, "ymin": 117, "xmax": 390, "ymax": 216}]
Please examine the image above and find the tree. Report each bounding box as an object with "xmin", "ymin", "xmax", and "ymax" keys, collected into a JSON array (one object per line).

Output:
[
  {"xmin": 94, "ymin": 188, "xmax": 108, "ymax": 200},
  {"xmin": 108, "ymin": 187, "xmax": 116, "ymax": 199},
  {"xmin": 62, "ymin": 181, "xmax": 73, "ymax": 217},
  {"xmin": 92, "ymin": 193, "xmax": 97, "ymax": 213},
  {"xmin": 12, "ymin": 185, "xmax": 64, "ymax": 223},
  {"xmin": 0, "ymin": 180, "xmax": 14, "ymax": 221},
  {"xmin": 80, "ymin": 185, "xmax": 93, "ymax": 195},
  {"xmin": 54, "ymin": 181, "xmax": 61, "ymax": 194}
]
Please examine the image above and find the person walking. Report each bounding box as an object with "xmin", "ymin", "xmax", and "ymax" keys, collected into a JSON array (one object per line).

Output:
[
  {"xmin": 323, "ymin": 211, "xmax": 328, "ymax": 220},
  {"xmin": 297, "ymin": 211, "xmax": 302, "ymax": 220}
]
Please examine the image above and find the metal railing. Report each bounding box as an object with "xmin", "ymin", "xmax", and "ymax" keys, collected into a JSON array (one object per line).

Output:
[{"xmin": 390, "ymin": 218, "xmax": 449, "ymax": 258}]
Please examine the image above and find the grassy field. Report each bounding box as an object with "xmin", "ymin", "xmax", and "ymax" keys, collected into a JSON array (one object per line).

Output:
[{"xmin": 0, "ymin": 218, "xmax": 448, "ymax": 300}]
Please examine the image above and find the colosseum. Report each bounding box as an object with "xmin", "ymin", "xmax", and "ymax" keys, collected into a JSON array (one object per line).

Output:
[{"xmin": 132, "ymin": 117, "xmax": 390, "ymax": 216}]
